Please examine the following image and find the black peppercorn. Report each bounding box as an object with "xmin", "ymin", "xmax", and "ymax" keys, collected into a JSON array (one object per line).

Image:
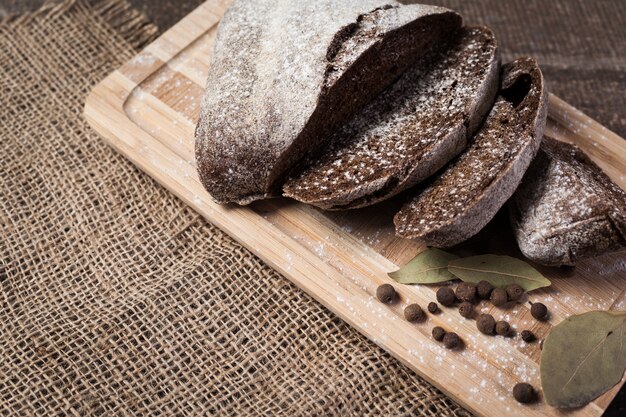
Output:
[
  {"xmin": 427, "ymin": 302, "xmax": 439, "ymax": 314},
  {"xmin": 477, "ymin": 280, "xmax": 494, "ymax": 300},
  {"xmin": 530, "ymin": 302, "xmax": 548, "ymax": 321},
  {"xmin": 404, "ymin": 304, "xmax": 424, "ymax": 322},
  {"xmin": 520, "ymin": 330, "xmax": 536, "ymax": 343},
  {"xmin": 376, "ymin": 284, "xmax": 398, "ymax": 304},
  {"xmin": 432, "ymin": 326, "xmax": 446, "ymax": 342},
  {"xmin": 477, "ymin": 314, "xmax": 496, "ymax": 335},
  {"xmin": 506, "ymin": 284, "xmax": 524, "ymax": 301},
  {"xmin": 458, "ymin": 301, "xmax": 474, "ymax": 319},
  {"xmin": 436, "ymin": 287, "xmax": 456, "ymax": 307},
  {"xmin": 455, "ymin": 282, "xmax": 477, "ymax": 303},
  {"xmin": 495, "ymin": 321, "xmax": 511, "ymax": 337},
  {"xmin": 443, "ymin": 332, "xmax": 462, "ymax": 349},
  {"xmin": 512, "ymin": 382, "xmax": 537, "ymax": 404},
  {"xmin": 490, "ymin": 287, "xmax": 508, "ymax": 307}
]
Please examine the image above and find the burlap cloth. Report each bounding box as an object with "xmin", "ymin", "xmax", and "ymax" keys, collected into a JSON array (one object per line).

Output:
[{"xmin": 0, "ymin": 1, "xmax": 474, "ymax": 415}]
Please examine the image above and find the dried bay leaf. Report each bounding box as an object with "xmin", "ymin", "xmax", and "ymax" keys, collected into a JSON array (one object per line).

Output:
[
  {"xmin": 541, "ymin": 311, "xmax": 626, "ymax": 408},
  {"xmin": 447, "ymin": 254, "xmax": 550, "ymax": 292},
  {"xmin": 388, "ymin": 248, "xmax": 458, "ymax": 284}
]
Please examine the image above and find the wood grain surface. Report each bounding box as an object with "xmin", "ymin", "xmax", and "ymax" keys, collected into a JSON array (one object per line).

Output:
[{"xmin": 84, "ymin": 1, "xmax": 626, "ymax": 416}]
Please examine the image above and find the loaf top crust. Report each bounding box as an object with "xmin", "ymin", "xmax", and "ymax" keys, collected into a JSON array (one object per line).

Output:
[
  {"xmin": 510, "ymin": 137, "xmax": 626, "ymax": 266},
  {"xmin": 284, "ymin": 26, "xmax": 500, "ymax": 209},
  {"xmin": 395, "ymin": 57, "xmax": 548, "ymax": 247},
  {"xmin": 195, "ymin": 0, "xmax": 461, "ymax": 204}
]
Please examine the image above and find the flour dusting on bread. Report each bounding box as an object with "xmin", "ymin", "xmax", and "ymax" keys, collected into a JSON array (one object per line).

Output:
[
  {"xmin": 284, "ymin": 27, "xmax": 500, "ymax": 209},
  {"xmin": 195, "ymin": 0, "xmax": 461, "ymax": 204},
  {"xmin": 394, "ymin": 57, "xmax": 547, "ymax": 247},
  {"xmin": 510, "ymin": 137, "xmax": 626, "ymax": 266}
]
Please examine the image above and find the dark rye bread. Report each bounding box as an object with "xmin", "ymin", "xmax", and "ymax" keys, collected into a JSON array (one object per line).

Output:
[
  {"xmin": 195, "ymin": 0, "xmax": 462, "ymax": 204},
  {"xmin": 284, "ymin": 26, "xmax": 500, "ymax": 209},
  {"xmin": 395, "ymin": 57, "xmax": 548, "ymax": 247},
  {"xmin": 510, "ymin": 137, "xmax": 626, "ymax": 266}
]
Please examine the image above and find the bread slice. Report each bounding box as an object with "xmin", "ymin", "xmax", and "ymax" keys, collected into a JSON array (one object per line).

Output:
[
  {"xmin": 509, "ymin": 137, "xmax": 626, "ymax": 266},
  {"xmin": 394, "ymin": 57, "xmax": 548, "ymax": 247},
  {"xmin": 283, "ymin": 26, "xmax": 500, "ymax": 209},
  {"xmin": 195, "ymin": 0, "xmax": 462, "ymax": 204}
]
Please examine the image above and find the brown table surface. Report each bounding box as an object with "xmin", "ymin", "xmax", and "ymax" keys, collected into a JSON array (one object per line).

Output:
[{"xmin": 2, "ymin": 0, "xmax": 624, "ymax": 415}]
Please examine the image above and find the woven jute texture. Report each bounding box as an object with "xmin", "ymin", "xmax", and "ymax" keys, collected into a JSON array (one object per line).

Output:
[{"xmin": 0, "ymin": 1, "xmax": 471, "ymax": 415}]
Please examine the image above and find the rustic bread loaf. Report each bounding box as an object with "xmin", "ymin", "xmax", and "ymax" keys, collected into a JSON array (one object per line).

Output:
[
  {"xmin": 509, "ymin": 137, "xmax": 626, "ymax": 266},
  {"xmin": 195, "ymin": 0, "xmax": 462, "ymax": 204},
  {"xmin": 284, "ymin": 26, "xmax": 500, "ymax": 209},
  {"xmin": 395, "ymin": 57, "xmax": 548, "ymax": 247}
]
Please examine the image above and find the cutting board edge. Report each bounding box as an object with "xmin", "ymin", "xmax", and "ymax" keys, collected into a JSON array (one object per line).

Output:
[
  {"xmin": 84, "ymin": 73, "xmax": 494, "ymax": 416},
  {"xmin": 82, "ymin": 0, "xmax": 625, "ymax": 414},
  {"xmin": 84, "ymin": 59, "xmax": 611, "ymax": 417}
]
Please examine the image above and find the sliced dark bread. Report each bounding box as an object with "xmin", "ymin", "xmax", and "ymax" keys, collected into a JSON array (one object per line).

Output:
[
  {"xmin": 195, "ymin": 0, "xmax": 462, "ymax": 204},
  {"xmin": 509, "ymin": 137, "xmax": 626, "ymax": 266},
  {"xmin": 283, "ymin": 26, "xmax": 500, "ymax": 209},
  {"xmin": 394, "ymin": 57, "xmax": 548, "ymax": 247}
]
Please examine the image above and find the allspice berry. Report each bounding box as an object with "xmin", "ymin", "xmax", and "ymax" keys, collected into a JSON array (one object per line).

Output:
[
  {"xmin": 520, "ymin": 330, "xmax": 536, "ymax": 343},
  {"xmin": 495, "ymin": 321, "xmax": 511, "ymax": 337},
  {"xmin": 443, "ymin": 332, "xmax": 462, "ymax": 349},
  {"xmin": 512, "ymin": 382, "xmax": 537, "ymax": 404},
  {"xmin": 436, "ymin": 287, "xmax": 456, "ymax": 307},
  {"xmin": 404, "ymin": 304, "xmax": 424, "ymax": 322},
  {"xmin": 455, "ymin": 282, "xmax": 477, "ymax": 303},
  {"xmin": 427, "ymin": 302, "xmax": 439, "ymax": 314},
  {"xmin": 432, "ymin": 326, "xmax": 446, "ymax": 342},
  {"xmin": 490, "ymin": 287, "xmax": 508, "ymax": 307},
  {"xmin": 530, "ymin": 302, "xmax": 548, "ymax": 321},
  {"xmin": 376, "ymin": 284, "xmax": 398, "ymax": 304},
  {"xmin": 458, "ymin": 301, "xmax": 474, "ymax": 319},
  {"xmin": 506, "ymin": 284, "xmax": 524, "ymax": 301},
  {"xmin": 477, "ymin": 280, "xmax": 494, "ymax": 300},
  {"xmin": 477, "ymin": 314, "xmax": 496, "ymax": 335}
]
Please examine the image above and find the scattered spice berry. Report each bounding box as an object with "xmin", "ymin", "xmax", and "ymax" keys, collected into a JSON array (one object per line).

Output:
[
  {"xmin": 376, "ymin": 284, "xmax": 398, "ymax": 304},
  {"xmin": 512, "ymin": 382, "xmax": 537, "ymax": 404},
  {"xmin": 520, "ymin": 330, "xmax": 535, "ymax": 343},
  {"xmin": 458, "ymin": 301, "xmax": 474, "ymax": 319},
  {"xmin": 404, "ymin": 304, "xmax": 424, "ymax": 322},
  {"xmin": 432, "ymin": 326, "xmax": 446, "ymax": 341},
  {"xmin": 436, "ymin": 287, "xmax": 456, "ymax": 307},
  {"xmin": 443, "ymin": 332, "xmax": 462, "ymax": 349},
  {"xmin": 495, "ymin": 321, "xmax": 511, "ymax": 337},
  {"xmin": 490, "ymin": 287, "xmax": 508, "ymax": 307},
  {"xmin": 506, "ymin": 284, "xmax": 524, "ymax": 301},
  {"xmin": 530, "ymin": 302, "xmax": 548, "ymax": 320},
  {"xmin": 455, "ymin": 282, "xmax": 477, "ymax": 303},
  {"xmin": 427, "ymin": 302, "xmax": 439, "ymax": 314},
  {"xmin": 477, "ymin": 314, "xmax": 496, "ymax": 335},
  {"xmin": 477, "ymin": 280, "xmax": 494, "ymax": 300}
]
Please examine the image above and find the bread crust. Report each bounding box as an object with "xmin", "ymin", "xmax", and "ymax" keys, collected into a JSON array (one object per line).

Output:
[
  {"xmin": 394, "ymin": 57, "xmax": 548, "ymax": 247},
  {"xmin": 284, "ymin": 27, "xmax": 500, "ymax": 209},
  {"xmin": 195, "ymin": 0, "xmax": 462, "ymax": 204},
  {"xmin": 509, "ymin": 137, "xmax": 626, "ymax": 266}
]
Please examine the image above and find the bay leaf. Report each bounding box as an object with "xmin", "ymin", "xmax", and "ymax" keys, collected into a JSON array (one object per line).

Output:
[
  {"xmin": 447, "ymin": 254, "xmax": 550, "ymax": 292},
  {"xmin": 388, "ymin": 248, "xmax": 458, "ymax": 284},
  {"xmin": 541, "ymin": 311, "xmax": 626, "ymax": 408}
]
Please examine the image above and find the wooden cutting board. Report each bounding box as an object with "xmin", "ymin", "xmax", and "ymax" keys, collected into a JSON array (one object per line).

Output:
[{"xmin": 84, "ymin": 1, "xmax": 626, "ymax": 415}]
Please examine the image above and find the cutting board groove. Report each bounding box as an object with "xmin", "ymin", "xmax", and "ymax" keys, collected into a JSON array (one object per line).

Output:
[{"xmin": 85, "ymin": 1, "xmax": 626, "ymax": 415}]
